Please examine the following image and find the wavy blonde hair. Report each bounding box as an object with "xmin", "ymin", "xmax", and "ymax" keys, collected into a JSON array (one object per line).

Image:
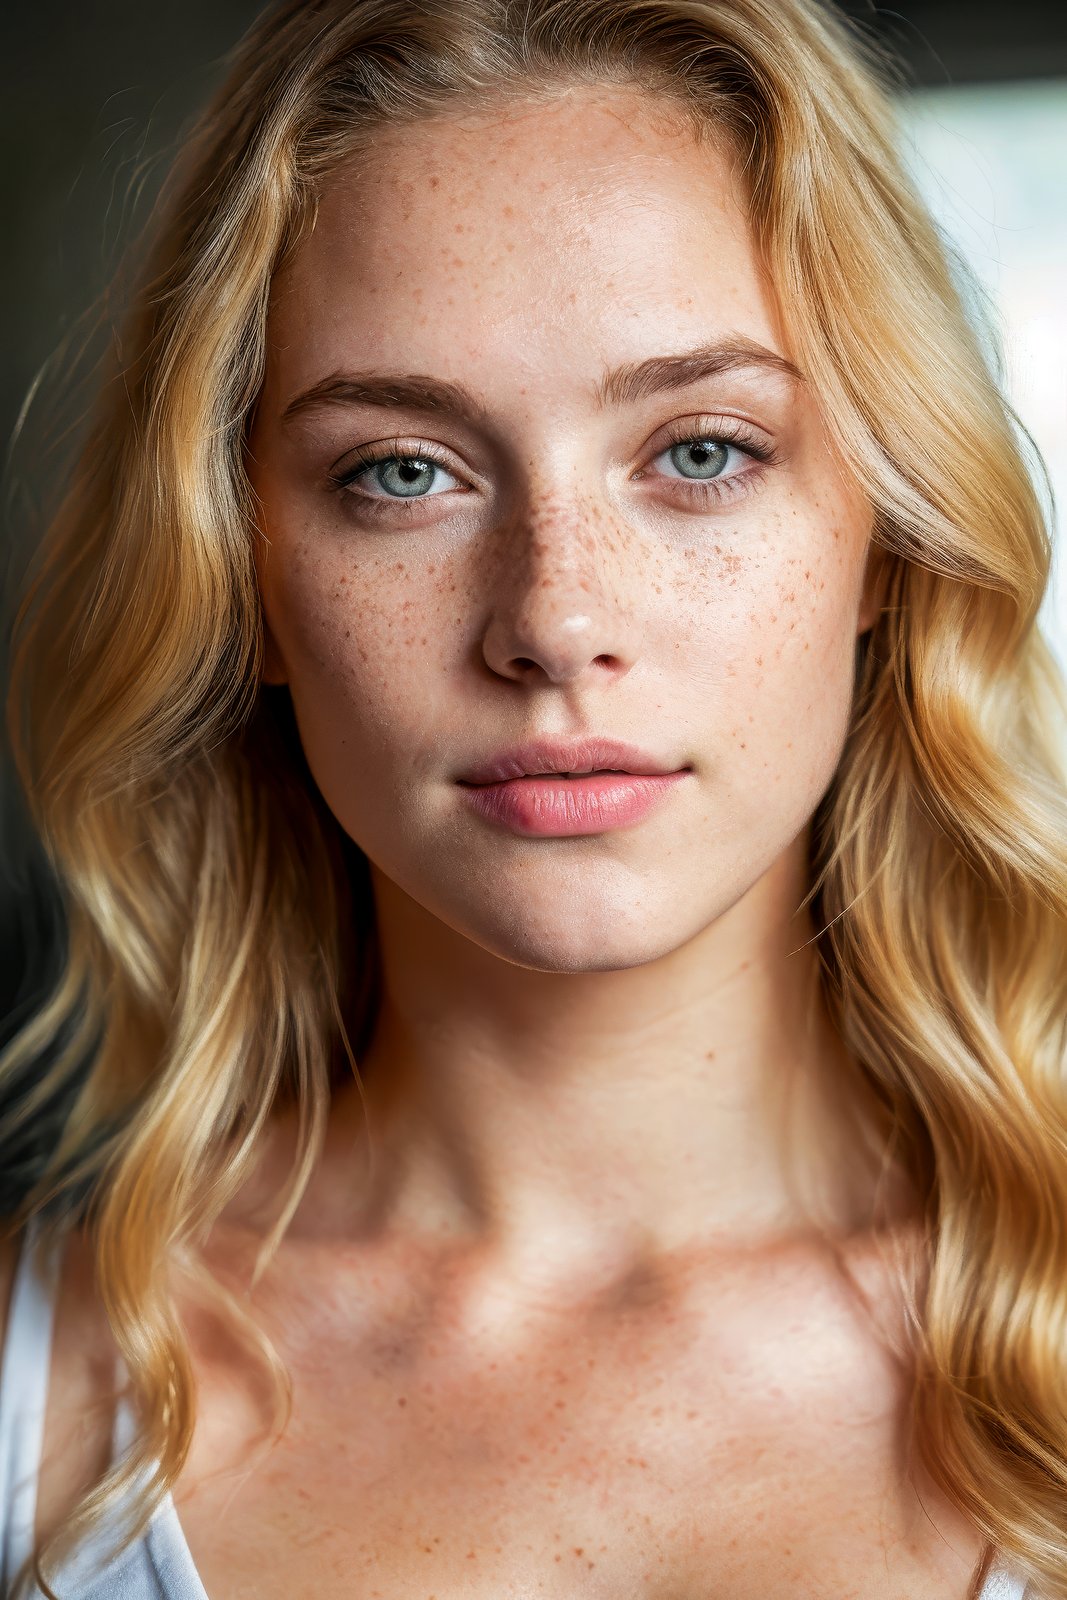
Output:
[{"xmin": 3, "ymin": 0, "xmax": 1067, "ymax": 1595}]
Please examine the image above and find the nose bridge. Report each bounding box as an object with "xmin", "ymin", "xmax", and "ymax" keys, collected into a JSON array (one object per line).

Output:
[
  {"xmin": 480, "ymin": 470, "xmax": 646, "ymax": 684},
  {"xmin": 525, "ymin": 481, "xmax": 625, "ymax": 592}
]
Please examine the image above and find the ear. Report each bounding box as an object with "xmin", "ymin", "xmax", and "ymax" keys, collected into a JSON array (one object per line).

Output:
[{"xmin": 857, "ymin": 541, "xmax": 891, "ymax": 637}]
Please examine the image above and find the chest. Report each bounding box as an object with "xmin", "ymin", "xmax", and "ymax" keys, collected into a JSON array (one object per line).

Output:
[{"xmin": 169, "ymin": 1259, "xmax": 986, "ymax": 1600}]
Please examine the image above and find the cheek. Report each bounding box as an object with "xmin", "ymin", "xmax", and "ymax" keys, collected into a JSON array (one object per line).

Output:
[
  {"xmin": 675, "ymin": 513, "xmax": 862, "ymax": 801},
  {"xmin": 259, "ymin": 535, "xmax": 463, "ymax": 773}
]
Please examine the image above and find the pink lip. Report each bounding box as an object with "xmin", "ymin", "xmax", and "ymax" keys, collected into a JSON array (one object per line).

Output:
[
  {"xmin": 456, "ymin": 735, "xmax": 691, "ymax": 837},
  {"xmin": 458, "ymin": 771, "xmax": 688, "ymax": 836}
]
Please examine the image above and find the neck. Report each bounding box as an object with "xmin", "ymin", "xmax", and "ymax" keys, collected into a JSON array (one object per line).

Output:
[{"xmin": 296, "ymin": 835, "xmax": 908, "ymax": 1295}]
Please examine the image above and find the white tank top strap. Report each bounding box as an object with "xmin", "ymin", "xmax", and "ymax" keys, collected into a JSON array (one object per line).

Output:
[
  {"xmin": 980, "ymin": 1552, "xmax": 1035, "ymax": 1599},
  {"xmin": 0, "ymin": 1211, "xmax": 63, "ymax": 1595},
  {"xmin": 1, "ymin": 1218, "xmax": 206, "ymax": 1600}
]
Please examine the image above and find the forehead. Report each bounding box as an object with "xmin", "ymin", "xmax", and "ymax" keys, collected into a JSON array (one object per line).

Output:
[{"xmin": 264, "ymin": 86, "xmax": 785, "ymax": 406}]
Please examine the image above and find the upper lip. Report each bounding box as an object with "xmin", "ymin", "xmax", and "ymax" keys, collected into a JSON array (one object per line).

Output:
[{"xmin": 457, "ymin": 736, "xmax": 690, "ymax": 785}]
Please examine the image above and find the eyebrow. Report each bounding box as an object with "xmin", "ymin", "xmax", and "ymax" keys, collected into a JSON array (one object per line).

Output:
[{"xmin": 279, "ymin": 337, "xmax": 804, "ymax": 428}]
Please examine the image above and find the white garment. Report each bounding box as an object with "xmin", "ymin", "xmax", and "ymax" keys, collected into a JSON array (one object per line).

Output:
[{"xmin": 0, "ymin": 1213, "xmax": 1034, "ymax": 1597}]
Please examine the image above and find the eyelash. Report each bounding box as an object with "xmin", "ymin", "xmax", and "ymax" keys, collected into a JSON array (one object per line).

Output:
[{"xmin": 327, "ymin": 415, "xmax": 779, "ymax": 520}]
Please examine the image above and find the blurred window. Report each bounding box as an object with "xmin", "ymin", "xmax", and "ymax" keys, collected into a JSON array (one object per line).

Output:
[{"xmin": 898, "ymin": 79, "xmax": 1067, "ymax": 673}]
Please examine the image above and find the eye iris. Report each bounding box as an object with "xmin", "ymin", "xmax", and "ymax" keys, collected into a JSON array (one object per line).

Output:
[
  {"xmin": 671, "ymin": 440, "xmax": 729, "ymax": 479},
  {"xmin": 376, "ymin": 457, "xmax": 437, "ymax": 497}
]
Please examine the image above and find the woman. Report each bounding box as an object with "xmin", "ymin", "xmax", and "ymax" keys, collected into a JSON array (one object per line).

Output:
[{"xmin": 1, "ymin": 0, "xmax": 1065, "ymax": 1596}]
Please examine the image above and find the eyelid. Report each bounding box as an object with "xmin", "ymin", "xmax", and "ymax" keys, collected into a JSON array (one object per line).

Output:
[
  {"xmin": 330, "ymin": 435, "xmax": 455, "ymax": 476},
  {"xmin": 334, "ymin": 415, "xmax": 777, "ymax": 469},
  {"xmin": 645, "ymin": 412, "xmax": 778, "ymax": 468}
]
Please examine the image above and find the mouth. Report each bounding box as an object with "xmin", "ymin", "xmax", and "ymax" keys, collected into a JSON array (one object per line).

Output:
[
  {"xmin": 457, "ymin": 737, "xmax": 688, "ymax": 787},
  {"xmin": 456, "ymin": 764, "xmax": 690, "ymax": 837}
]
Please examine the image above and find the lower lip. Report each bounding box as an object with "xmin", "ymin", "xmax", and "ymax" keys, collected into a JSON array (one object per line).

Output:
[{"xmin": 457, "ymin": 771, "xmax": 689, "ymax": 836}]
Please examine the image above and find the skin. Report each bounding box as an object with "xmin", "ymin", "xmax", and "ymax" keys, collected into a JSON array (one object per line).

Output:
[
  {"xmin": 244, "ymin": 82, "xmax": 896, "ymax": 1295},
  {"xmin": 29, "ymin": 84, "xmax": 994, "ymax": 1600}
]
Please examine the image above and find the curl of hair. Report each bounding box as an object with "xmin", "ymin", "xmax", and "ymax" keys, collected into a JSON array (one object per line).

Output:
[{"xmin": 3, "ymin": 1, "xmax": 1066, "ymax": 1595}]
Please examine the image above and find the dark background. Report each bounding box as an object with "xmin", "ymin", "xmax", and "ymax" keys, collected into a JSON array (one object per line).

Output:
[{"xmin": 1, "ymin": 0, "xmax": 1065, "ymax": 1054}]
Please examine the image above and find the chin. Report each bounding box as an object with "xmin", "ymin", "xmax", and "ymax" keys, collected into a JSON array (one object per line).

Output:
[
  {"xmin": 448, "ymin": 894, "xmax": 712, "ymax": 975},
  {"xmin": 367, "ymin": 846, "xmax": 732, "ymax": 972}
]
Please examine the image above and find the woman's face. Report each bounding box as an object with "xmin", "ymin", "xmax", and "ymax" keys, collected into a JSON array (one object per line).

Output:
[{"xmin": 247, "ymin": 85, "xmax": 881, "ymax": 972}]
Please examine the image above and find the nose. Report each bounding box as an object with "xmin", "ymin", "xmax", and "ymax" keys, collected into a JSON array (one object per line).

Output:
[{"xmin": 479, "ymin": 486, "xmax": 646, "ymax": 689}]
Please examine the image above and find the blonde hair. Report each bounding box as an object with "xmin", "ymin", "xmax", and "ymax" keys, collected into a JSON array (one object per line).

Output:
[{"xmin": 4, "ymin": 0, "xmax": 1067, "ymax": 1594}]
